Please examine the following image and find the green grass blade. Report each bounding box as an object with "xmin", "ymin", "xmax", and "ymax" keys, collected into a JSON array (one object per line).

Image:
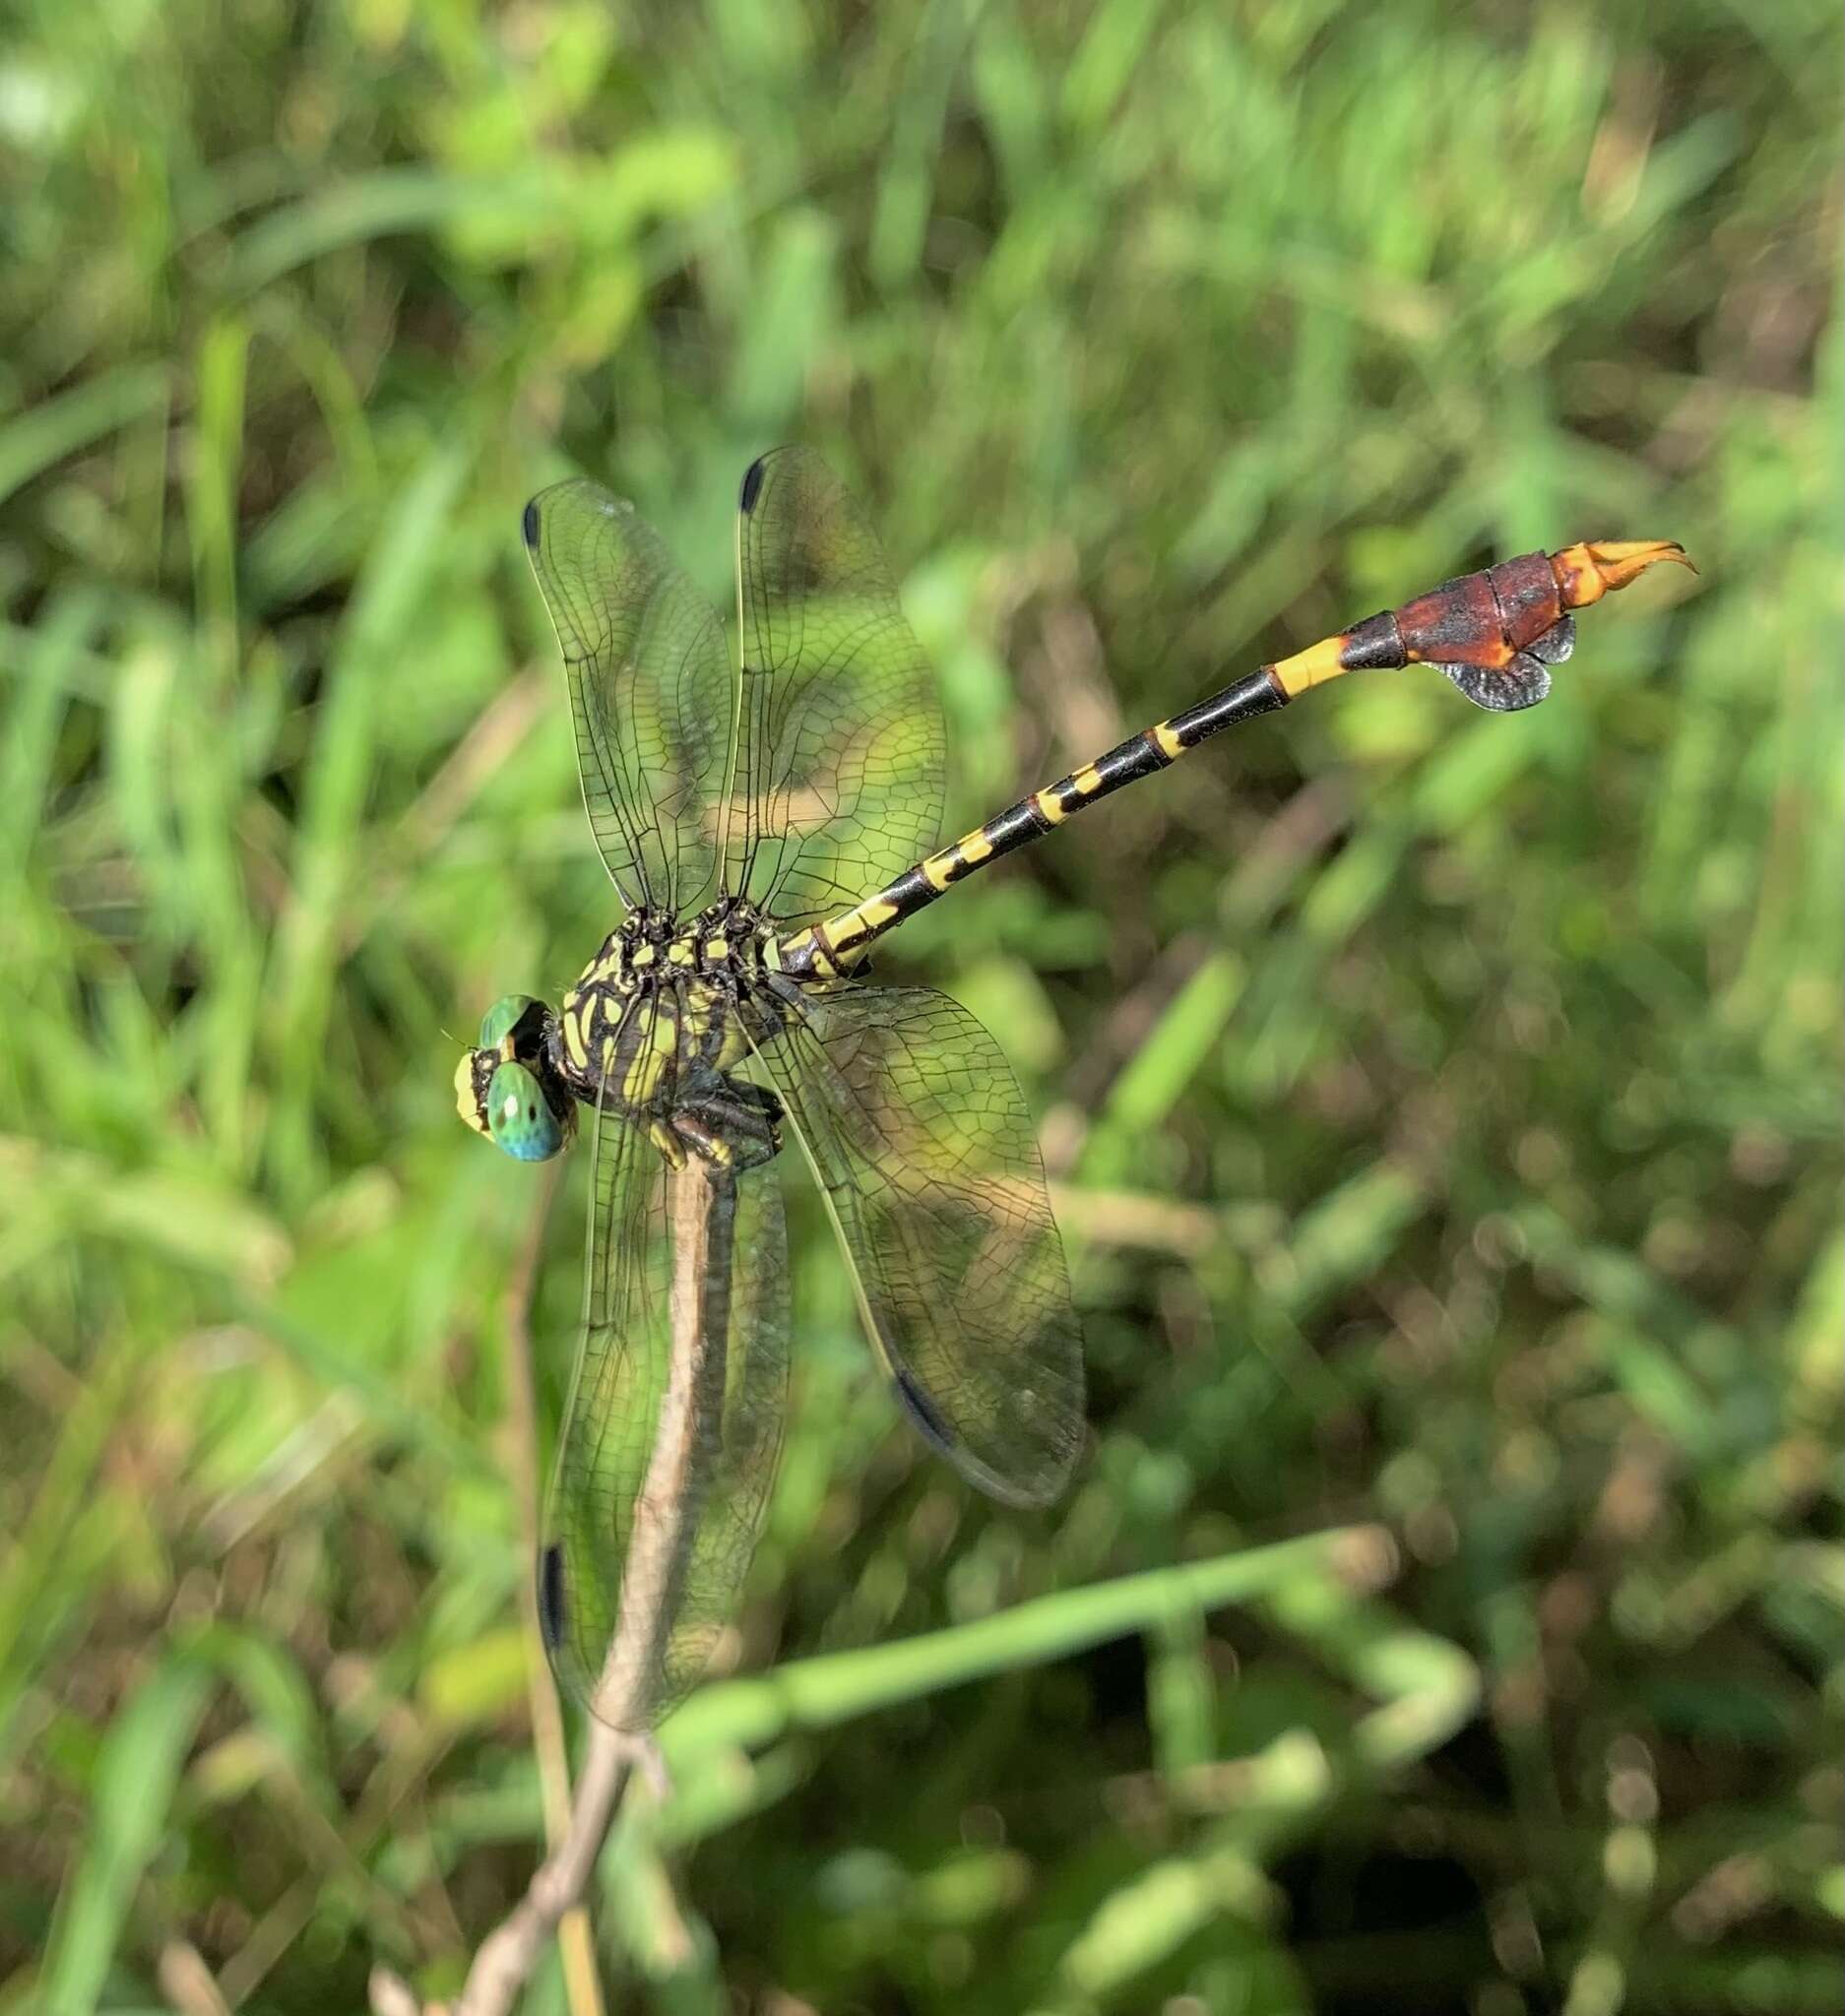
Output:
[
  {"xmin": 0, "ymin": 363, "xmax": 168, "ymax": 507},
  {"xmin": 37, "ymin": 1655, "xmax": 214, "ymax": 2016}
]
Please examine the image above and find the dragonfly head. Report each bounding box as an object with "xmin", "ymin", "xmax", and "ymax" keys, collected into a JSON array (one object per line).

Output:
[{"xmin": 455, "ymin": 993, "xmax": 574, "ymax": 1162}]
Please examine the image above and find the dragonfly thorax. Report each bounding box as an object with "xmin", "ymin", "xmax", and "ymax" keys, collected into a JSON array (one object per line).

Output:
[
  {"xmin": 541, "ymin": 898, "xmax": 789, "ymax": 1169},
  {"xmin": 590, "ymin": 896, "xmax": 775, "ymax": 994}
]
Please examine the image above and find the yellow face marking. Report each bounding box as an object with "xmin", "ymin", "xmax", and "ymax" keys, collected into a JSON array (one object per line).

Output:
[
  {"xmin": 1033, "ymin": 788, "xmax": 1068, "ymax": 826},
  {"xmin": 1154, "ymin": 721, "xmax": 1183, "ymax": 760},
  {"xmin": 1271, "ymin": 635, "xmax": 1348, "ymax": 697},
  {"xmin": 958, "ymin": 827, "xmax": 994, "ymax": 863},
  {"xmin": 1071, "ymin": 764, "xmax": 1104, "ymax": 797},
  {"xmin": 454, "ymin": 1052, "xmax": 488, "ymax": 1135}
]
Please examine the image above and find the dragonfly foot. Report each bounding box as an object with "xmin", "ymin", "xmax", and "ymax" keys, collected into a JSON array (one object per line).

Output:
[
  {"xmin": 672, "ymin": 1081, "xmax": 784, "ymax": 1169},
  {"xmin": 646, "ymin": 1118, "xmax": 689, "ymax": 1167}
]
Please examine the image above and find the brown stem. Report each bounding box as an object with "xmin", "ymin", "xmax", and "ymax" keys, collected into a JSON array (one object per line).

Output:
[
  {"xmin": 592, "ymin": 1154, "xmax": 735, "ymax": 1731},
  {"xmin": 371, "ymin": 1154, "xmax": 733, "ymax": 2016}
]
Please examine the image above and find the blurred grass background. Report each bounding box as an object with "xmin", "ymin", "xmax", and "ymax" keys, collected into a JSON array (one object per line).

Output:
[{"xmin": 3, "ymin": 1, "xmax": 1841, "ymax": 2011}]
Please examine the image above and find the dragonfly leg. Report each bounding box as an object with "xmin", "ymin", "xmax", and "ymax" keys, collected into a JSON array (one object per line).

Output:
[
  {"xmin": 645, "ymin": 1117, "xmax": 689, "ymax": 1167},
  {"xmin": 671, "ymin": 1080, "xmax": 784, "ymax": 1169}
]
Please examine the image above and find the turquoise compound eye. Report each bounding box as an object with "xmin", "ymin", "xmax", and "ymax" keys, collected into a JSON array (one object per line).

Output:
[
  {"xmin": 479, "ymin": 993, "xmax": 542, "ymax": 1050},
  {"xmin": 485, "ymin": 1061, "xmax": 564, "ymax": 1162}
]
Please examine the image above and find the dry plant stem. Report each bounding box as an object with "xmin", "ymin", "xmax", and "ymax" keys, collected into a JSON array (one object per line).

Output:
[
  {"xmin": 593, "ymin": 1154, "xmax": 736, "ymax": 1728},
  {"xmin": 371, "ymin": 1155, "xmax": 734, "ymax": 2016}
]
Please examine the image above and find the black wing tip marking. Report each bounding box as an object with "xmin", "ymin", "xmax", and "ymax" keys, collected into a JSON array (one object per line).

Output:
[
  {"xmin": 538, "ymin": 1542, "xmax": 566, "ymax": 1654},
  {"xmin": 893, "ymin": 1366, "xmax": 958, "ymax": 1458},
  {"xmin": 739, "ymin": 456, "xmax": 768, "ymax": 514},
  {"xmin": 521, "ymin": 497, "xmax": 541, "ymax": 549}
]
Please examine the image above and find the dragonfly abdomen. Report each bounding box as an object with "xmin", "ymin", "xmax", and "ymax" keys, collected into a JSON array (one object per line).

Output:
[
  {"xmin": 1269, "ymin": 538, "xmax": 1688, "ymax": 708},
  {"xmin": 772, "ymin": 669, "xmax": 1287, "ymax": 977},
  {"xmin": 1325, "ymin": 548, "xmax": 1564, "ymax": 676},
  {"xmin": 771, "ymin": 536, "xmax": 1688, "ymax": 982}
]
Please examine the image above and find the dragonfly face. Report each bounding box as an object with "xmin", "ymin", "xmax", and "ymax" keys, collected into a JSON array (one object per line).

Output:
[{"xmin": 454, "ymin": 992, "xmax": 573, "ymax": 1163}]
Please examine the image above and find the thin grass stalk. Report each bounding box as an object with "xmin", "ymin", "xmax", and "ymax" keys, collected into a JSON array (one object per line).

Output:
[{"xmin": 371, "ymin": 1154, "xmax": 733, "ymax": 2016}]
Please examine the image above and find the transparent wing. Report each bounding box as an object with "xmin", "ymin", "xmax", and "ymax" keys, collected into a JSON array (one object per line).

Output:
[
  {"xmin": 746, "ymin": 984, "xmax": 1083, "ymax": 1506},
  {"xmin": 541, "ymin": 1062, "xmax": 789, "ymax": 1731},
  {"xmin": 728, "ymin": 448, "xmax": 946, "ymax": 925},
  {"xmin": 523, "ymin": 479, "xmax": 733, "ymax": 914}
]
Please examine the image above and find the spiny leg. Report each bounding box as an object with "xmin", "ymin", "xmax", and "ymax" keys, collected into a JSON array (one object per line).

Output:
[{"xmin": 671, "ymin": 1081, "xmax": 784, "ymax": 1170}]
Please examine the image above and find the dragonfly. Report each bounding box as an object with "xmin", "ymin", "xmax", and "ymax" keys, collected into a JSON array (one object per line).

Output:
[{"xmin": 454, "ymin": 446, "xmax": 1689, "ymax": 1731}]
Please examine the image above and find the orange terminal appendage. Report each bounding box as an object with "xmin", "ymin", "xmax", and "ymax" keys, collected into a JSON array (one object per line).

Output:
[{"xmin": 1295, "ymin": 536, "xmax": 1696, "ymax": 712}]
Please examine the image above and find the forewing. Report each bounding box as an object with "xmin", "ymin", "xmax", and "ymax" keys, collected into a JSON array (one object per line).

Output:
[
  {"xmin": 728, "ymin": 448, "xmax": 946, "ymax": 924},
  {"xmin": 747, "ymin": 984, "xmax": 1083, "ymax": 1506},
  {"xmin": 541, "ymin": 1073, "xmax": 789, "ymax": 1731},
  {"xmin": 523, "ymin": 479, "xmax": 732, "ymax": 914}
]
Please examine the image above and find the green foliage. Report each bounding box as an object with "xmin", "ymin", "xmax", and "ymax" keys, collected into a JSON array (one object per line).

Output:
[{"xmin": 1, "ymin": 1, "xmax": 1838, "ymax": 2011}]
